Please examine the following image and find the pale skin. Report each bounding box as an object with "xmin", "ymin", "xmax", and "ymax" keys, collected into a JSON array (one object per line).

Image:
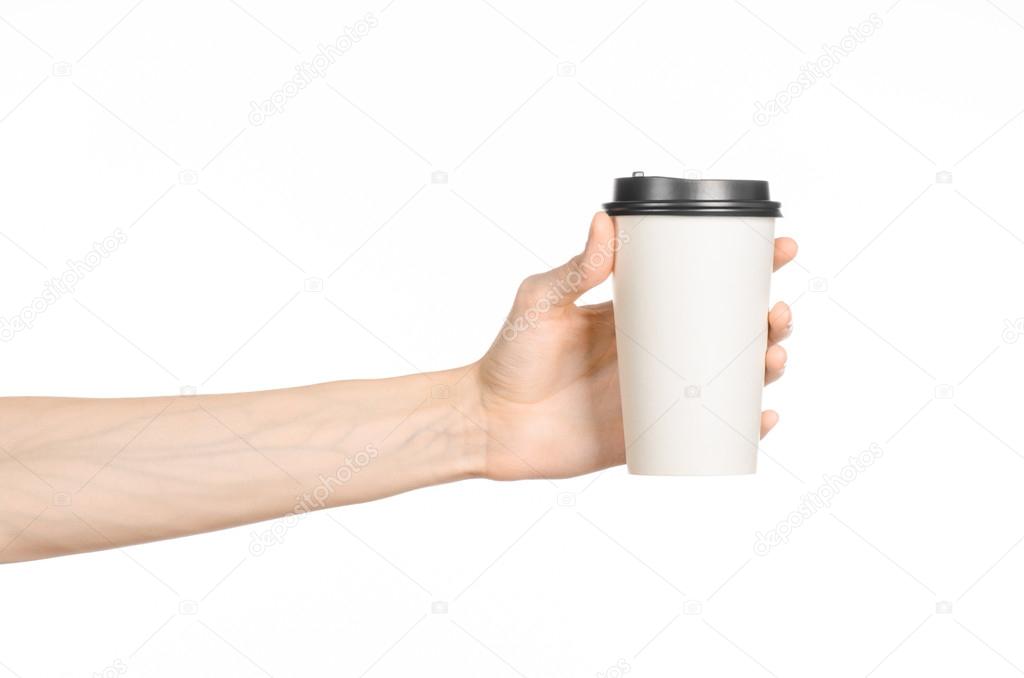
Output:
[{"xmin": 0, "ymin": 213, "xmax": 796, "ymax": 563}]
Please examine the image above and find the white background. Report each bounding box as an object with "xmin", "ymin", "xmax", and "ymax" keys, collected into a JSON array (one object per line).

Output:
[{"xmin": 2, "ymin": 0, "xmax": 1024, "ymax": 675}]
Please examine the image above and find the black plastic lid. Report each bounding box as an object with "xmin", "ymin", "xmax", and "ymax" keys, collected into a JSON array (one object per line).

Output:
[{"xmin": 603, "ymin": 172, "xmax": 782, "ymax": 217}]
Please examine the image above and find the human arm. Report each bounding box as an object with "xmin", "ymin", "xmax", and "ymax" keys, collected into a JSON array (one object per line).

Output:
[{"xmin": 0, "ymin": 212, "xmax": 796, "ymax": 562}]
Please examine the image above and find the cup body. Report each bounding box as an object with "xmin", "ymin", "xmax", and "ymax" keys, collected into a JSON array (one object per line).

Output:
[{"xmin": 612, "ymin": 214, "xmax": 776, "ymax": 475}]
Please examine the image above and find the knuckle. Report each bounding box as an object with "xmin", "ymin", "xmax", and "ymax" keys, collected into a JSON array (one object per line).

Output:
[{"xmin": 516, "ymin": 274, "xmax": 545, "ymax": 301}]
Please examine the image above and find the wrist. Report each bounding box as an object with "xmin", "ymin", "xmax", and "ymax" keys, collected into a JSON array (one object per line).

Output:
[
  {"xmin": 295, "ymin": 367, "xmax": 488, "ymax": 500},
  {"xmin": 439, "ymin": 363, "xmax": 489, "ymax": 481}
]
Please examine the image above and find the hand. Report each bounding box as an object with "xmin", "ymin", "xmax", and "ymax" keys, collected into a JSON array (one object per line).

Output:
[{"xmin": 472, "ymin": 212, "xmax": 797, "ymax": 481}]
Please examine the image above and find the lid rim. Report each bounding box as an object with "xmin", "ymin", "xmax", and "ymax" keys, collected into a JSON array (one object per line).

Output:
[
  {"xmin": 603, "ymin": 201, "xmax": 782, "ymax": 218},
  {"xmin": 608, "ymin": 174, "xmax": 782, "ymax": 218}
]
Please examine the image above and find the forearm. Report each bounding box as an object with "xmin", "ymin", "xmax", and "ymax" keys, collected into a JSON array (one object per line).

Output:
[{"xmin": 0, "ymin": 367, "xmax": 484, "ymax": 562}]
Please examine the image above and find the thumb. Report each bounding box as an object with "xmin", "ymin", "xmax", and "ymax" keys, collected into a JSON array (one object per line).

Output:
[{"xmin": 516, "ymin": 212, "xmax": 617, "ymax": 309}]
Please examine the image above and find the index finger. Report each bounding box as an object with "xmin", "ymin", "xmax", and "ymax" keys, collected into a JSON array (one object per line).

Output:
[{"xmin": 773, "ymin": 237, "xmax": 798, "ymax": 272}]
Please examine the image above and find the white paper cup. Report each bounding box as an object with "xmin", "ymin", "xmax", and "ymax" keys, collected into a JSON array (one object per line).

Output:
[{"xmin": 604, "ymin": 174, "xmax": 781, "ymax": 475}]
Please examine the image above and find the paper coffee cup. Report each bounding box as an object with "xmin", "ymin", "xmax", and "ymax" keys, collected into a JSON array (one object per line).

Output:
[{"xmin": 604, "ymin": 173, "xmax": 781, "ymax": 475}]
